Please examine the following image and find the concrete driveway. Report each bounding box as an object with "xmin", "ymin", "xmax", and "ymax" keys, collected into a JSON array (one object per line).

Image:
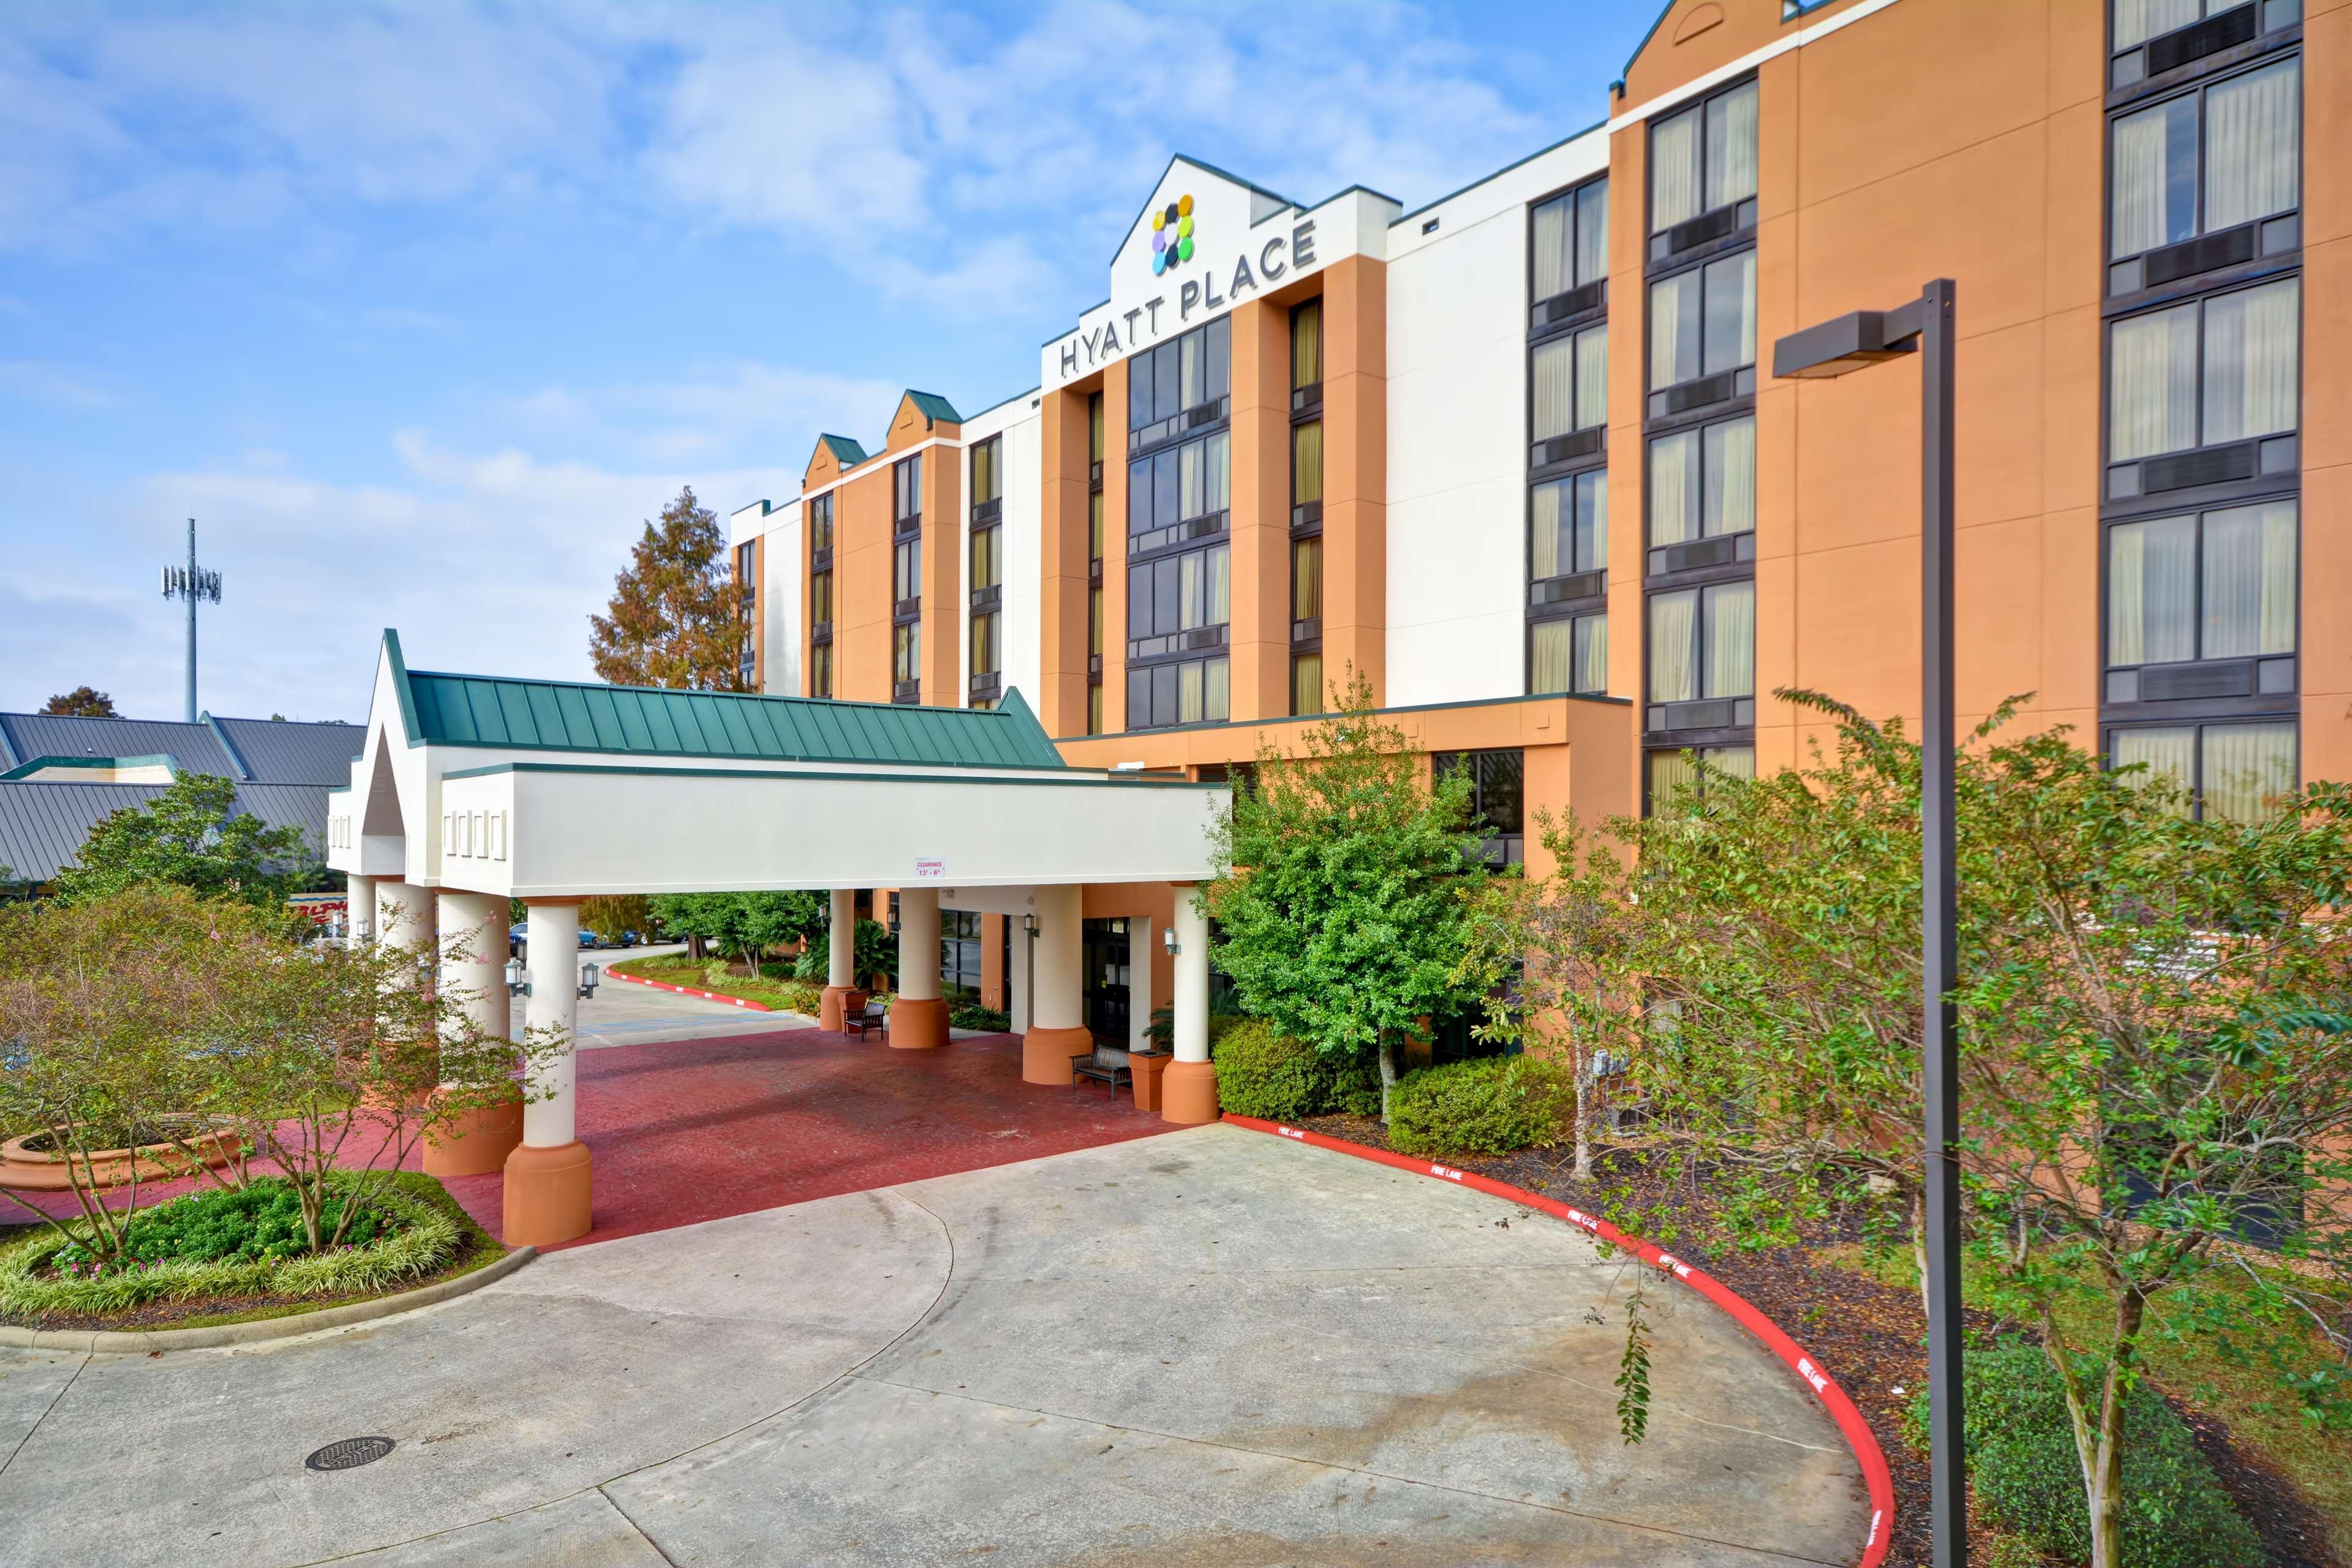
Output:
[
  {"xmin": 546, "ymin": 944, "xmax": 818, "ymax": 1048},
  {"xmin": 0, "ymin": 1125, "xmax": 1871, "ymax": 1567}
]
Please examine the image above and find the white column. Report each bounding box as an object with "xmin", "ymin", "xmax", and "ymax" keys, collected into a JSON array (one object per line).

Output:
[
  {"xmin": 1173, "ymin": 891, "xmax": 1209, "ymax": 1065},
  {"xmin": 1129, "ymin": 916, "xmax": 1155, "ymax": 1052},
  {"xmin": 897, "ymin": 887, "xmax": 941, "ymax": 1001},
  {"xmin": 436, "ymin": 889, "xmax": 507, "ymax": 1043},
  {"xmin": 1033, "ymin": 883, "xmax": 1083, "ymax": 1031},
  {"xmin": 376, "ymin": 879, "xmax": 435, "ymax": 957},
  {"xmin": 1009, "ymin": 905, "xmax": 1033, "ymax": 1034},
  {"xmin": 522, "ymin": 900, "xmax": 579, "ymax": 1148},
  {"xmin": 829, "ymin": 888, "xmax": 856, "ymax": 987},
  {"xmin": 346, "ymin": 875, "xmax": 376, "ymax": 944}
]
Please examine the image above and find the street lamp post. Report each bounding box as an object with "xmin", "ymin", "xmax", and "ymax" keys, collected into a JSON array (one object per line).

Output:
[{"xmin": 1773, "ymin": 277, "xmax": 1961, "ymax": 1568}]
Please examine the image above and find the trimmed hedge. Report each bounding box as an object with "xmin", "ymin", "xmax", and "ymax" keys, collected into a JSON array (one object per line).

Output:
[
  {"xmin": 1, "ymin": 1172, "xmax": 468, "ymax": 1317},
  {"xmin": 1210, "ymin": 1022, "xmax": 1382, "ymax": 1121},
  {"xmin": 1900, "ymin": 1338, "xmax": 2262, "ymax": 1568},
  {"xmin": 1385, "ymin": 1055, "xmax": 1574, "ymax": 1158}
]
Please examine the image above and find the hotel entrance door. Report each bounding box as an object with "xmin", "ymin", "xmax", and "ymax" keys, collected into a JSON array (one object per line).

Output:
[{"xmin": 1082, "ymin": 917, "xmax": 1131, "ymax": 1044}]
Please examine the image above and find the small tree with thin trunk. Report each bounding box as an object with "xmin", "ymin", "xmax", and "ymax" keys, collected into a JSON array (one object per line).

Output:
[
  {"xmin": 588, "ymin": 486, "xmax": 749, "ymax": 692},
  {"xmin": 1204, "ymin": 671, "xmax": 1489, "ymax": 1118}
]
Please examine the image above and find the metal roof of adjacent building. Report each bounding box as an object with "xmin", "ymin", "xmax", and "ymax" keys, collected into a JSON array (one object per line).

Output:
[
  {"xmin": 0, "ymin": 714, "xmax": 238, "ymax": 776},
  {"xmin": 0, "ymin": 778, "xmax": 328, "ymax": 886},
  {"xmin": 206, "ymin": 715, "xmax": 363, "ymax": 786},
  {"xmin": 402, "ymin": 668, "xmax": 1067, "ymax": 771}
]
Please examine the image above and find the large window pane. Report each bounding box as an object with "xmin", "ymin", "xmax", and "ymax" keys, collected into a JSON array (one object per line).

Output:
[
  {"xmin": 1575, "ymin": 325, "xmax": 1608, "ymax": 429},
  {"xmin": 1703, "ymin": 579, "xmax": 1755, "ymax": 699},
  {"xmin": 2203, "ymin": 722, "xmax": 2294, "ymax": 823},
  {"xmin": 1575, "ymin": 613, "xmax": 1608, "ymax": 693},
  {"xmin": 1292, "ymin": 300, "xmax": 1323, "ymax": 386},
  {"xmin": 1704, "ymin": 81, "xmax": 1758, "ymax": 212},
  {"xmin": 2111, "ymin": 95, "xmax": 2196, "ymax": 258},
  {"xmin": 1292, "ymin": 421, "xmax": 1324, "ymax": 508},
  {"xmin": 1532, "ymin": 480, "xmax": 1566, "ymax": 578},
  {"xmin": 1154, "ymin": 447, "xmax": 1179, "ymax": 523},
  {"xmin": 1649, "ymin": 590, "xmax": 1697, "ymax": 703},
  {"xmin": 1154, "ymin": 344, "xmax": 1179, "ymax": 424},
  {"xmin": 1205, "ymin": 657, "xmax": 1230, "ymax": 722},
  {"xmin": 1651, "ymin": 104, "xmax": 1702, "ymax": 232},
  {"xmin": 1293, "ymin": 536, "xmax": 1322, "ymax": 620},
  {"xmin": 1294, "ymin": 651, "xmax": 1324, "ymax": 715},
  {"xmin": 1703, "ymin": 417, "xmax": 1756, "ymax": 536},
  {"xmin": 1532, "ymin": 194, "xmax": 1570, "ymax": 302},
  {"xmin": 2114, "ymin": 726, "xmax": 2196, "ymax": 801},
  {"xmin": 2114, "ymin": 0, "xmax": 2211, "ymax": 50},
  {"xmin": 2205, "ymin": 59, "xmax": 2299, "ymax": 232},
  {"xmin": 1180, "ymin": 440, "xmax": 1205, "ymax": 518},
  {"xmin": 1209, "ymin": 545, "xmax": 1230, "ymax": 625},
  {"xmin": 1534, "ymin": 336, "xmax": 1576, "ymax": 440},
  {"xmin": 2201, "ymin": 499, "xmax": 2296, "ymax": 658},
  {"xmin": 2203, "ymin": 278, "xmax": 2299, "ymax": 444},
  {"xmin": 1650, "ymin": 268, "xmax": 1702, "ymax": 386},
  {"xmin": 1127, "ymin": 459, "xmax": 1151, "ymax": 530},
  {"xmin": 1649, "ymin": 748, "xmax": 1697, "ymax": 807},
  {"xmin": 1649, "ymin": 429, "xmax": 1698, "ymax": 546},
  {"xmin": 1205, "ymin": 431, "xmax": 1230, "ymax": 514},
  {"xmin": 1702, "ymin": 250, "xmax": 1756, "ymax": 375},
  {"xmin": 1575, "ymin": 179, "xmax": 1608, "ymax": 287},
  {"xmin": 2109, "ymin": 303, "xmax": 2199, "ymax": 459},
  {"xmin": 2108, "ymin": 514, "xmax": 2196, "ymax": 665},
  {"xmin": 1531, "ymin": 619, "xmax": 1573, "ymax": 693}
]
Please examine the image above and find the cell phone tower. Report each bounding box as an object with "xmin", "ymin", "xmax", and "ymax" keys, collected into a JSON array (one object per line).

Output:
[{"xmin": 160, "ymin": 518, "xmax": 223, "ymax": 723}]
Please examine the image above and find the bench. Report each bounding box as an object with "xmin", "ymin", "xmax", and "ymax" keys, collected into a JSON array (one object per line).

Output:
[
  {"xmin": 846, "ymin": 1000, "xmax": 887, "ymax": 1041},
  {"xmin": 1068, "ymin": 1045, "xmax": 1133, "ymax": 1099}
]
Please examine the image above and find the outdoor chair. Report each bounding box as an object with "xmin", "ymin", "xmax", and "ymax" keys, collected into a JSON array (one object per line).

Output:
[
  {"xmin": 846, "ymin": 1000, "xmax": 886, "ymax": 1041},
  {"xmin": 1068, "ymin": 1045, "xmax": 1133, "ymax": 1099}
]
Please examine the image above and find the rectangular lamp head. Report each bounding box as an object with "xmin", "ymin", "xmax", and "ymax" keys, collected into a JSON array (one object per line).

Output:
[{"xmin": 1773, "ymin": 309, "xmax": 1918, "ymax": 379}]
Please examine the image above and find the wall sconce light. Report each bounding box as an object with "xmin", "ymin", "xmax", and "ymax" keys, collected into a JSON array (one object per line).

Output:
[
  {"xmin": 1021, "ymin": 914, "xmax": 1037, "ymax": 937},
  {"xmin": 1162, "ymin": 927, "xmax": 1180, "ymax": 958},
  {"xmin": 504, "ymin": 958, "xmax": 531, "ymax": 998}
]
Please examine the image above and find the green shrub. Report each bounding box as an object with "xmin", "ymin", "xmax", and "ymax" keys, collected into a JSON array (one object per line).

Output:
[
  {"xmin": 1385, "ymin": 1054, "xmax": 1573, "ymax": 1157},
  {"xmin": 1210, "ymin": 1022, "xmax": 1382, "ymax": 1121},
  {"xmin": 949, "ymin": 1000, "xmax": 1012, "ymax": 1033},
  {"xmin": 1899, "ymin": 1338, "xmax": 2262, "ymax": 1568},
  {"xmin": 51, "ymin": 1181, "xmax": 385, "ymax": 1271}
]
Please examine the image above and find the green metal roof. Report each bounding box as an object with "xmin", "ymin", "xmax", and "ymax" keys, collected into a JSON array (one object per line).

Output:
[
  {"xmin": 905, "ymin": 390, "xmax": 963, "ymax": 425},
  {"xmin": 402, "ymin": 666, "xmax": 1067, "ymax": 771},
  {"xmin": 819, "ymin": 433, "xmax": 869, "ymax": 466},
  {"xmin": 0, "ymin": 753, "xmax": 178, "ymax": 781}
]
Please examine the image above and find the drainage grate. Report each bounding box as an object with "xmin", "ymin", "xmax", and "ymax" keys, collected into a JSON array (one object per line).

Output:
[{"xmin": 305, "ymin": 1436, "xmax": 395, "ymax": 1472}]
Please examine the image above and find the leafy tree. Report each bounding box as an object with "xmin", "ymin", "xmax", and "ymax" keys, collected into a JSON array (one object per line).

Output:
[
  {"xmin": 588, "ymin": 486, "xmax": 749, "ymax": 691},
  {"xmin": 41, "ymin": 686, "xmax": 116, "ymax": 717},
  {"xmin": 49, "ymin": 773, "xmax": 309, "ymax": 913},
  {"xmin": 1205, "ymin": 671, "xmax": 1490, "ymax": 1118},
  {"xmin": 579, "ymin": 894, "xmax": 652, "ymax": 944},
  {"xmin": 649, "ymin": 891, "xmax": 826, "ymax": 978}
]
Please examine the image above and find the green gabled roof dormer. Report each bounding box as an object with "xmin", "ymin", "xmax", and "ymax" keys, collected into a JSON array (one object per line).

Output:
[
  {"xmin": 904, "ymin": 390, "xmax": 963, "ymax": 427},
  {"xmin": 819, "ymin": 433, "xmax": 870, "ymax": 467}
]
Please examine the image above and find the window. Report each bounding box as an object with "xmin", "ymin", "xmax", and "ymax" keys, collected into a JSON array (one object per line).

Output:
[
  {"xmin": 1089, "ymin": 490, "xmax": 1104, "ymax": 557},
  {"xmin": 1087, "ymin": 680, "xmax": 1103, "ymax": 736},
  {"xmin": 1532, "ymin": 178, "xmax": 1609, "ymax": 306},
  {"xmin": 1647, "ymin": 745, "xmax": 1756, "ymax": 812},
  {"xmin": 811, "ymin": 568, "xmax": 834, "ymax": 627},
  {"xmin": 1649, "ymin": 415, "xmax": 1756, "ymax": 546},
  {"xmin": 2110, "ymin": 720, "xmax": 2294, "ymax": 821},
  {"xmin": 2106, "ymin": 499, "xmax": 2296, "ymax": 702},
  {"xmin": 809, "ymin": 641, "xmax": 833, "ymax": 698},
  {"xmin": 1292, "ymin": 299, "xmax": 1322, "ymax": 389},
  {"xmin": 970, "ymin": 435, "xmax": 1003, "ymax": 508},
  {"xmin": 940, "ymin": 910, "xmax": 984, "ymax": 998},
  {"xmin": 2115, "ymin": 0, "xmax": 2248, "ymax": 48},
  {"xmin": 1650, "ymin": 80, "xmax": 1757, "ymax": 239},
  {"xmin": 1127, "ymin": 544, "xmax": 1230, "ymax": 647},
  {"xmin": 894, "ymin": 456, "xmax": 921, "ymax": 526},
  {"xmin": 1292, "ymin": 420, "xmax": 1323, "ymax": 512},
  {"xmin": 1127, "ymin": 656, "xmax": 1230, "ymax": 729},
  {"xmin": 1292, "ymin": 536, "xmax": 1323, "ymax": 624},
  {"xmin": 894, "ymin": 622, "xmax": 922, "ymax": 685},
  {"xmin": 970, "ymin": 611, "xmax": 1000, "ymax": 692},
  {"xmin": 894, "ymin": 537, "xmax": 922, "ymax": 605},
  {"xmin": 1648, "ymin": 581, "xmax": 1755, "ymax": 705},
  {"xmin": 1434, "ymin": 749, "xmax": 1526, "ymax": 865},
  {"xmin": 1531, "ymin": 614, "xmax": 1608, "ymax": 696},
  {"xmin": 1651, "ymin": 250, "xmax": 1755, "ymax": 392},
  {"xmin": 1088, "ymin": 585, "xmax": 1103, "ymax": 658},
  {"xmin": 1128, "ymin": 429, "xmax": 1230, "ymax": 551},
  {"xmin": 735, "ymin": 541, "xmax": 756, "ymax": 600},
  {"xmin": 809, "ymin": 492, "xmax": 834, "ymax": 553},
  {"xmin": 2108, "ymin": 277, "xmax": 2298, "ymax": 470},
  {"xmin": 1128, "ymin": 316, "xmax": 1231, "ymax": 435},
  {"xmin": 1532, "ymin": 324, "xmax": 1608, "ymax": 443},
  {"xmin": 1293, "ymin": 651, "xmax": 1325, "ymax": 717},
  {"xmin": 2110, "ymin": 58, "xmax": 2299, "ymax": 292},
  {"xmin": 970, "ymin": 522, "xmax": 1001, "ymax": 593},
  {"xmin": 1532, "ymin": 469, "xmax": 1608, "ymax": 581}
]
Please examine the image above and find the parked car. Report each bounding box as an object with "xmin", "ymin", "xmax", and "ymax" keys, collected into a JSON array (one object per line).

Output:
[
  {"xmin": 578, "ymin": 927, "xmax": 602, "ymax": 950},
  {"xmin": 508, "ymin": 923, "xmax": 527, "ymax": 958}
]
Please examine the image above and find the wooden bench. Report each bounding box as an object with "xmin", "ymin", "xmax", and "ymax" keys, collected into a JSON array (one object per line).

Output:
[{"xmin": 1068, "ymin": 1045, "xmax": 1133, "ymax": 1099}]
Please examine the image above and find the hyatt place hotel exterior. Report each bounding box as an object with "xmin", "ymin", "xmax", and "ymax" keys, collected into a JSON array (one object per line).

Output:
[{"xmin": 729, "ymin": 0, "xmax": 2340, "ymax": 1043}]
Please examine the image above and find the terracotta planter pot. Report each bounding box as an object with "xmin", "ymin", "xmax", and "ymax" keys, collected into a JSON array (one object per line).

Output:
[{"xmin": 0, "ymin": 1126, "xmax": 241, "ymax": 1193}]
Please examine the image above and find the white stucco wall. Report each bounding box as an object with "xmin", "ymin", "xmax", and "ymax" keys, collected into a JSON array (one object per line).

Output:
[{"xmin": 955, "ymin": 390, "xmax": 1044, "ymax": 711}]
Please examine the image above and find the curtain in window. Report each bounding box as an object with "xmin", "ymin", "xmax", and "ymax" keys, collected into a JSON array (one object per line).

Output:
[
  {"xmin": 2114, "ymin": 0, "xmax": 2207, "ymax": 48},
  {"xmin": 2203, "ymin": 722, "xmax": 2294, "ymax": 823},
  {"xmin": 2206, "ymin": 58, "xmax": 2299, "ymax": 232},
  {"xmin": 1577, "ymin": 470, "xmax": 1608, "ymax": 571},
  {"xmin": 1533, "ymin": 336, "xmax": 1575, "ymax": 440},
  {"xmin": 2109, "ymin": 304, "xmax": 2199, "ymax": 459},
  {"xmin": 1575, "ymin": 179, "xmax": 1609, "ymax": 288},
  {"xmin": 1651, "ymin": 270, "xmax": 1701, "ymax": 386},
  {"xmin": 1649, "ymin": 749, "xmax": 1697, "ymax": 810},
  {"xmin": 1704, "ymin": 417, "xmax": 1757, "ymax": 537},
  {"xmin": 1575, "ymin": 326, "xmax": 1609, "ymax": 429},
  {"xmin": 2107, "ymin": 514, "xmax": 2196, "ymax": 665},
  {"xmin": 1293, "ymin": 537, "xmax": 1323, "ymax": 620},
  {"xmin": 1293, "ymin": 652, "xmax": 1324, "ymax": 715},
  {"xmin": 1206, "ymin": 431, "xmax": 1231, "ymax": 514},
  {"xmin": 1703, "ymin": 251, "xmax": 1757, "ymax": 375},
  {"xmin": 1651, "ymin": 106, "xmax": 1701, "ymax": 230},
  {"xmin": 1575, "ymin": 613, "xmax": 1608, "ymax": 693},
  {"xmin": 1649, "ymin": 431, "xmax": 1697, "ymax": 546},
  {"xmin": 1180, "ymin": 440, "xmax": 1205, "ymax": 520},
  {"xmin": 1180, "ymin": 662, "xmax": 1204, "ymax": 725},
  {"xmin": 1531, "ymin": 620, "xmax": 1573, "ymax": 694},
  {"xmin": 2203, "ymin": 278, "xmax": 2299, "ymax": 443},
  {"xmin": 1705, "ymin": 81, "xmax": 1759, "ymax": 211},
  {"xmin": 1705, "ymin": 745, "xmax": 1757, "ymax": 782},
  {"xmin": 1649, "ymin": 590, "xmax": 1697, "ymax": 703},
  {"xmin": 1088, "ymin": 585, "xmax": 1102, "ymax": 655},
  {"xmin": 1531, "ymin": 481, "xmax": 1566, "ymax": 579},
  {"xmin": 1208, "ymin": 544, "xmax": 1231, "ymax": 626},
  {"xmin": 1292, "ymin": 421, "xmax": 1322, "ymax": 506},
  {"xmin": 1205, "ymin": 657, "xmax": 1231, "ymax": 722},
  {"xmin": 1532, "ymin": 197, "xmax": 1569, "ymax": 301},
  {"xmin": 1704, "ymin": 579, "xmax": 1755, "ymax": 698},
  {"xmin": 2111, "ymin": 96, "xmax": 2195, "ymax": 258},
  {"xmin": 2114, "ymin": 726, "xmax": 2196, "ymax": 809},
  {"xmin": 1292, "ymin": 301, "xmax": 1323, "ymax": 388},
  {"xmin": 2201, "ymin": 500, "xmax": 2296, "ymax": 658}
]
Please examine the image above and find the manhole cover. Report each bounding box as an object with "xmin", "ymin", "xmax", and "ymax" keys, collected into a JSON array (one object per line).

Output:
[{"xmin": 305, "ymin": 1436, "xmax": 395, "ymax": 1472}]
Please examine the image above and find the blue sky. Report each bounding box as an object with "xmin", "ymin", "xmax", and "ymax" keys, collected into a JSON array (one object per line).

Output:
[{"xmin": 0, "ymin": 1, "xmax": 1660, "ymax": 721}]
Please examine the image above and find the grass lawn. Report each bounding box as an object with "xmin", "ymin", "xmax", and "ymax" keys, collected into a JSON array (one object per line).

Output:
[
  {"xmin": 608, "ymin": 954, "xmax": 828, "ymax": 1016},
  {"xmin": 1829, "ymin": 1242, "xmax": 2351, "ymax": 1563}
]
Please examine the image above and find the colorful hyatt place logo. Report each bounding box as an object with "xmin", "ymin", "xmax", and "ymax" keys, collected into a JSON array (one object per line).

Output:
[{"xmin": 1151, "ymin": 194, "xmax": 1196, "ymax": 276}]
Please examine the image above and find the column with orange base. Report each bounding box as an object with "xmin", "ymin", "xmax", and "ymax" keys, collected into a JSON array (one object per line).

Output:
[
  {"xmin": 424, "ymin": 889, "xmax": 524, "ymax": 1177},
  {"xmin": 819, "ymin": 888, "xmax": 865, "ymax": 1030},
  {"xmin": 1022, "ymin": 883, "xmax": 1090, "ymax": 1083},
  {"xmin": 503, "ymin": 897, "xmax": 592, "ymax": 1246},
  {"xmin": 890, "ymin": 885, "xmax": 948, "ymax": 1048},
  {"xmin": 1162, "ymin": 886, "xmax": 1218, "ymax": 1124}
]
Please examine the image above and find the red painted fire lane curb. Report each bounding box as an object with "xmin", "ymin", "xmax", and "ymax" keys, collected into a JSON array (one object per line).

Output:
[
  {"xmin": 1219, "ymin": 1113, "xmax": 1894, "ymax": 1568},
  {"xmin": 603, "ymin": 968, "xmax": 775, "ymax": 1011}
]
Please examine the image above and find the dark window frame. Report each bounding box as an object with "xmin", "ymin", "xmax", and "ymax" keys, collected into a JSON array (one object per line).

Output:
[
  {"xmin": 1643, "ymin": 576, "xmax": 1757, "ymax": 742},
  {"xmin": 1528, "ymin": 173, "xmax": 1611, "ymax": 331},
  {"xmin": 893, "ymin": 455, "xmax": 921, "ymax": 530},
  {"xmin": 2098, "ymin": 491, "xmax": 2299, "ymax": 717},
  {"xmin": 2108, "ymin": 0, "xmax": 2301, "ymax": 96},
  {"xmin": 1127, "ymin": 315, "xmax": 1232, "ymax": 452},
  {"xmin": 1645, "ymin": 75, "xmax": 1760, "ymax": 264},
  {"xmin": 1434, "ymin": 748, "xmax": 1526, "ymax": 867},
  {"xmin": 2104, "ymin": 50, "xmax": 2303, "ymax": 300},
  {"xmin": 1526, "ymin": 608, "xmax": 1608, "ymax": 699},
  {"xmin": 2101, "ymin": 272, "xmax": 2302, "ymax": 504},
  {"xmin": 1126, "ymin": 426, "xmax": 1231, "ymax": 560},
  {"xmin": 1645, "ymin": 246, "xmax": 1758, "ymax": 417},
  {"xmin": 2101, "ymin": 715, "xmax": 2299, "ymax": 820},
  {"xmin": 1125, "ymin": 652, "xmax": 1232, "ymax": 732}
]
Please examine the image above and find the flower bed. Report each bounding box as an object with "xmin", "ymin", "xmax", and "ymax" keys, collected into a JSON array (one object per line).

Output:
[{"xmin": 0, "ymin": 1172, "xmax": 483, "ymax": 1325}]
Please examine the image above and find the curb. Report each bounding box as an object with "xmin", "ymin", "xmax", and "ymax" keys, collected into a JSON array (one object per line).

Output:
[
  {"xmin": 0, "ymin": 1245, "xmax": 537, "ymax": 1354},
  {"xmin": 1221, "ymin": 1114, "xmax": 1895, "ymax": 1568},
  {"xmin": 604, "ymin": 967, "xmax": 776, "ymax": 1011}
]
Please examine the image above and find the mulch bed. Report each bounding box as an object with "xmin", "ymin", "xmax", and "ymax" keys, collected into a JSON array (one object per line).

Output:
[{"xmin": 1289, "ymin": 1114, "xmax": 2340, "ymax": 1568}]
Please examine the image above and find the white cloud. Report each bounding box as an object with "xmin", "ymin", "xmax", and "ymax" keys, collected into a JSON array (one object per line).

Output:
[
  {"xmin": 0, "ymin": 359, "xmax": 116, "ymax": 409},
  {"xmin": 503, "ymin": 360, "xmax": 902, "ymax": 469}
]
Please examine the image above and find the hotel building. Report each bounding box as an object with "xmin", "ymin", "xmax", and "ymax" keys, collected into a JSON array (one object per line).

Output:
[{"xmin": 729, "ymin": 0, "xmax": 2341, "ymax": 1052}]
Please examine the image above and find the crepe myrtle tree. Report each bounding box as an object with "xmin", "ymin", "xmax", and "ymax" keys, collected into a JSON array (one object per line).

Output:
[{"xmin": 1205, "ymin": 670, "xmax": 1492, "ymax": 1119}]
